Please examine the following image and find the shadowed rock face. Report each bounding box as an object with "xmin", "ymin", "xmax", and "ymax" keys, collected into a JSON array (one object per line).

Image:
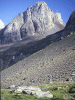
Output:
[
  {"xmin": 61, "ymin": 10, "xmax": 75, "ymax": 38},
  {"xmin": 65, "ymin": 10, "xmax": 75, "ymax": 31},
  {"xmin": 0, "ymin": 1, "xmax": 65, "ymax": 43}
]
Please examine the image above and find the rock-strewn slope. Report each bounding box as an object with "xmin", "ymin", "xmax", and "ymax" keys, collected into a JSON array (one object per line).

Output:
[
  {"xmin": 1, "ymin": 32, "xmax": 75, "ymax": 89},
  {"xmin": 0, "ymin": 1, "xmax": 65, "ymax": 43}
]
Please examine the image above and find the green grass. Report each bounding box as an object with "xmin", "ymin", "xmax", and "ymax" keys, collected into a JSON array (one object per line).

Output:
[{"xmin": 1, "ymin": 82, "xmax": 75, "ymax": 100}]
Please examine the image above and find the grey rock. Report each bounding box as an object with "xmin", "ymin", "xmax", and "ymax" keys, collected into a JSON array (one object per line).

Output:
[
  {"xmin": 41, "ymin": 87, "xmax": 48, "ymax": 90},
  {"xmin": 57, "ymin": 87, "xmax": 62, "ymax": 90},
  {"xmin": 15, "ymin": 86, "xmax": 53, "ymax": 98},
  {"xmin": 9, "ymin": 85, "xmax": 15, "ymax": 89},
  {"xmin": 1, "ymin": 1, "xmax": 65, "ymax": 43}
]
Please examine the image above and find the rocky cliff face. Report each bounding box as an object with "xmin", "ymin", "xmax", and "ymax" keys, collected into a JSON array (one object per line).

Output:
[
  {"xmin": 0, "ymin": 1, "xmax": 65, "ymax": 43},
  {"xmin": 0, "ymin": 20, "xmax": 6, "ymax": 30}
]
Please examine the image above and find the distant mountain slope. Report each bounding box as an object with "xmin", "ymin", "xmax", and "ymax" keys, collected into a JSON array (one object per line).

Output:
[
  {"xmin": 0, "ymin": 1, "xmax": 65, "ymax": 43},
  {"xmin": 65, "ymin": 10, "xmax": 75, "ymax": 30},
  {"xmin": 1, "ymin": 32, "xmax": 75, "ymax": 89}
]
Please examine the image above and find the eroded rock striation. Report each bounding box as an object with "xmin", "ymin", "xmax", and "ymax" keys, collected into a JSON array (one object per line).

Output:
[{"xmin": 0, "ymin": 1, "xmax": 65, "ymax": 43}]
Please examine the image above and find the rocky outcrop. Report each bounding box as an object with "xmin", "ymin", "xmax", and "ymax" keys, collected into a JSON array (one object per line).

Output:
[
  {"xmin": 15, "ymin": 86, "xmax": 53, "ymax": 98},
  {"xmin": 0, "ymin": 1, "xmax": 65, "ymax": 43}
]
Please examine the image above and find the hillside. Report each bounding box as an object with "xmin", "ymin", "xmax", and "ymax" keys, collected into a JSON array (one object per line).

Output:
[{"xmin": 1, "ymin": 31, "xmax": 75, "ymax": 89}]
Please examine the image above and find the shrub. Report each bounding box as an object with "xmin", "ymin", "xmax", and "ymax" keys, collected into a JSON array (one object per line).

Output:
[{"xmin": 68, "ymin": 84, "xmax": 75, "ymax": 93}]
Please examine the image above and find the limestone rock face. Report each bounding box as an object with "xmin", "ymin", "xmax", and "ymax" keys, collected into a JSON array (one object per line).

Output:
[
  {"xmin": 1, "ymin": 1, "xmax": 65, "ymax": 43},
  {"xmin": 0, "ymin": 19, "xmax": 6, "ymax": 30}
]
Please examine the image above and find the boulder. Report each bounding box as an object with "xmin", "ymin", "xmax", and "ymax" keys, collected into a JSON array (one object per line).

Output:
[
  {"xmin": 9, "ymin": 85, "xmax": 15, "ymax": 89},
  {"xmin": 41, "ymin": 87, "xmax": 48, "ymax": 90},
  {"xmin": 57, "ymin": 87, "xmax": 62, "ymax": 90},
  {"xmin": 15, "ymin": 86, "xmax": 53, "ymax": 98},
  {"xmin": 22, "ymin": 90, "xmax": 53, "ymax": 98}
]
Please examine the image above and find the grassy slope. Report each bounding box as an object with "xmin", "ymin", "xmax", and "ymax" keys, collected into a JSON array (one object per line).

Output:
[{"xmin": 1, "ymin": 82, "xmax": 75, "ymax": 100}]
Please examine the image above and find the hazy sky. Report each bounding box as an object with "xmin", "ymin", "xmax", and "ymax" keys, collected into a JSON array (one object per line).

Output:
[{"xmin": 0, "ymin": 0, "xmax": 75, "ymax": 25}]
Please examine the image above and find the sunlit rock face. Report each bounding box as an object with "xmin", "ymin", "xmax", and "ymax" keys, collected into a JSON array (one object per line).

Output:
[
  {"xmin": 54, "ymin": 13, "xmax": 64, "ymax": 24},
  {"xmin": 0, "ymin": 1, "xmax": 65, "ymax": 43},
  {"xmin": 0, "ymin": 19, "xmax": 6, "ymax": 30}
]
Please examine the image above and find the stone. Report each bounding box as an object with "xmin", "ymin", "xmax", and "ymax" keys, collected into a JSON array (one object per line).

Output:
[
  {"xmin": 22, "ymin": 90, "xmax": 53, "ymax": 98},
  {"xmin": 15, "ymin": 86, "xmax": 53, "ymax": 98},
  {"xmin": 17, "ymin": 86, "xmax": 41, "ymax": 91},
  {"xmin": 9, "ymin": 85, "xmax": 15, "ymax": 89},
  {"xmin": 57, "ymin": 87, "xmax": 62, "ymax": 90},
  {"xmin": 41, "ymin": 87, "xmax": 48, "ymax": 90}
]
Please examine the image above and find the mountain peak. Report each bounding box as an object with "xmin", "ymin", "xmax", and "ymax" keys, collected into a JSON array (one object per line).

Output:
[
  {"xmin": 34, "ymin": 1, "xmax": 47, "ymax": 6},
  {"xmin": 0, "ymin": 19, "xmax": 6, "ymax": 30},
  {"xmin": 0, "ymin": 1, "xmax": 65, "ymax": 43},
  {"xmin": 27, "ymin": 1, "xmax": 49, "ymax": 13}
]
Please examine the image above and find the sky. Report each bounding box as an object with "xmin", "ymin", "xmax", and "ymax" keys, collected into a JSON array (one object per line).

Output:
[{"xmin": 0, "ymin": 0, "xmax": 75, "ymax": 25}]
